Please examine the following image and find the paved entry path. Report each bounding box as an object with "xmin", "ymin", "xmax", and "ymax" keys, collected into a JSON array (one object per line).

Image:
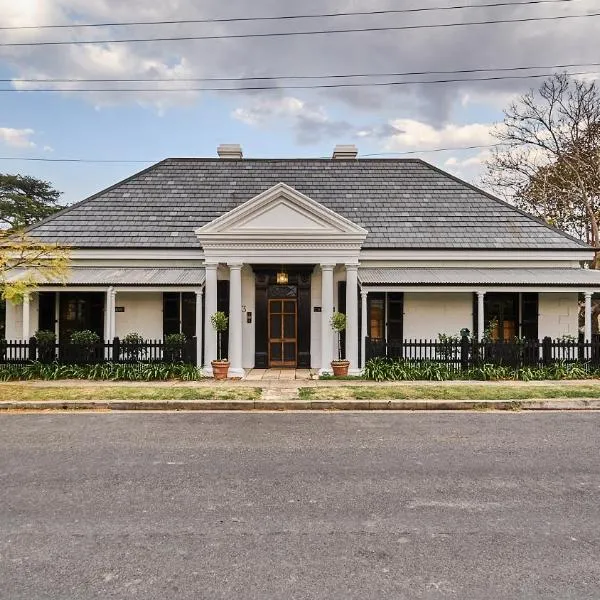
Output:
[{"xmin": 244, "ymin": 369, "xmax": 314, "ymax": 381}]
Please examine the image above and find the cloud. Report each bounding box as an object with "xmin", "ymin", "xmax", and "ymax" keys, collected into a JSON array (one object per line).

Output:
[
  {"xmin": 0, "ymin": 0, "xmax": 598, "ymax": 119},
  {"xmin": 383, "ymin": 120, "xmax": 494, "ymax": 151},
  {"xmin": 0, "ymin": 127, "xmax": 36, "ymax": 148},
  {"xmin": 232, "ymin": 95, "xmax": 354, "ymax": 144}
]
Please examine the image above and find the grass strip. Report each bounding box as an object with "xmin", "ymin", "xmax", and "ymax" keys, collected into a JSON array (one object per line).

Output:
[
  {"xmin": 0, "ymin": 385, "xmax": 261, "ymax": 402},
  {"xmin": 300, "ymin": 384, "xmax": 600, "ymax": 401}
]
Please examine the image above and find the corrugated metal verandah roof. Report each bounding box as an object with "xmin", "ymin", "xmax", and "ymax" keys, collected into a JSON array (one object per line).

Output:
[
  {"xmin": 26, "ymin": 267, "xmax": 206, "ymax": 286},
  {"xmin": 358, "ymin": 267, "xmax": 600, "ymax": 287}
]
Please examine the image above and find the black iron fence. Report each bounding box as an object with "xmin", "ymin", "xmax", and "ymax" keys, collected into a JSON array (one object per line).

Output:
[
  {"xmin": 366, "ymin": 336, "xmax": 600, "ymax": 371},
  {"xmin": 0, "ymin": 337, "xmax": 198, "ymax": 367}
]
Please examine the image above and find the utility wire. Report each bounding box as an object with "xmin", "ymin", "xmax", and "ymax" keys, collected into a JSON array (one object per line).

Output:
[
  {"xmin": 0, "ymin": 0, "xmax": 584, "ymax": 30},
  {"xmin": 0, "ymin": 144, "xmax": 504, "ymax": 164},
  {"xmin": 3, "ymin": 61, "xmax": 600, "ymax": 84},
  {"xmin": 1, "ymin": 11, "xmax": 599, "ymax": 47},
  {"xmin": 4, "ymin": 70, "xmax": 597, "ymax": 92}
]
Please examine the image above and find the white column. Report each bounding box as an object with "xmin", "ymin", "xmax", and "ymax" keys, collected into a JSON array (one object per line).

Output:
[
  {"xmin": 203, "ymin": 263, "xmax": 218, "ymax": 376},
  {"xmin": 228, "ymin": 263, "xmax": 244, "ymax": 378},
  {"xmin": 584, "ymin": 291, "xmax": 593, "ymax": 342},
  {"xmin": 104, "ymin": 287, "xmax": 115, "ymax": 341},
  {"xmin": 345, "ymin": 264, "xmax": 359, "ymax": 374},
  {"xmin": 320, "ymin": 264, "xmax": 335, "ymax": 374},
  {"xmin": 360, "ymin": 289, "xmax": 368, "ymax": 370},
  {"xmin": 477, "ymin": 291, "xmax": 486, "ymax": 341},
  {"xmin": 109, "ymin": 288, "xmax": 117, "ymax": 339},
  {"xmin": 22, "ymin": 293, "xmax": 30, "ymax": 340},
  {"xmin": 195, "ymin": 288, "xmax": 204, "ymax": 369}
]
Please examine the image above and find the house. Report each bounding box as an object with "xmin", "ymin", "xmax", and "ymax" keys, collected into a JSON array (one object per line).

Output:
[{"xmin": 6, "ymin": 143, "xmax": 600, "ymax": 375}]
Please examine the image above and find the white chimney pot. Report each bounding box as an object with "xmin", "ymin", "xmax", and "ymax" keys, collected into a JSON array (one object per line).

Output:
[
  {"xmin": 217, "ymin": 144, "xmax": 243, "ymax": 159},
  {"xmin": 332, "ymin": 144, "xmax": 358, "ymax": 159}
]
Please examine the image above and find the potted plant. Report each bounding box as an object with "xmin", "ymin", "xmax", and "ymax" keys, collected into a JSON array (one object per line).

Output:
[
  {"xmin": 330, "ymin": 312, "xmax": 350, "ymax": 376},
  {"xmin": 210, "ymin": 311, "xmax": 229, "ymax": 380}
]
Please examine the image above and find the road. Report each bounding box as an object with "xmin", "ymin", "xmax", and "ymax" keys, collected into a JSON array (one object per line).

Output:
[{"xmin": 0, "ymin": 412, "xmax": 598, "ymax": 599}]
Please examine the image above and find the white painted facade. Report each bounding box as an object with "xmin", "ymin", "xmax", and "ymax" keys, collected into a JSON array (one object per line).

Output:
[{"xmin": 5, "ymin": 179, "xmax": 600, "ymax": 375}]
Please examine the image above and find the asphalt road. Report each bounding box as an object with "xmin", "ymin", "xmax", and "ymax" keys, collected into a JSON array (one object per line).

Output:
[{"xmin": 0, "ymin": 412, "xmax": 599, "ymax": 600}]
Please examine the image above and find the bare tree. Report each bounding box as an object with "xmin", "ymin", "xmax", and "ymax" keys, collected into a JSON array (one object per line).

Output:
[{"xmin": 485, "ymin": 73, "xmax": 600, "ymax": 266}]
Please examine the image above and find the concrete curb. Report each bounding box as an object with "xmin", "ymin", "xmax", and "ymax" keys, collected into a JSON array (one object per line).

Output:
[{"xmin": 1, "ymin": 398, "xmax": 600, "ymax": 411}]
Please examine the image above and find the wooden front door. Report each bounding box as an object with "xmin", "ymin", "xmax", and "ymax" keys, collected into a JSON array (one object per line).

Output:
[{"xmin": 268, "ymin": 299, "xmax": 297, "ymax": 367}]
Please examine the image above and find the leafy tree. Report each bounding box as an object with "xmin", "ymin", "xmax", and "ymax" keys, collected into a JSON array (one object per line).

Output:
[
  {"xmin": 1, "ymin": 230, "xmax": 70, "ymax": 303},
  {"xmin": 485, "ymin": 73, "xmax": 600, "ymax": 265},
  {"xmin": 0, "ymin": 174, "xmax": 61, "ymax": 230}
]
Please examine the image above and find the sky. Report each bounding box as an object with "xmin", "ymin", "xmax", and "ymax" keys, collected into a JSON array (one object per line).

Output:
[{"xmin": 0, "ymin": 0, "xmax": 598, "ymax": 206}]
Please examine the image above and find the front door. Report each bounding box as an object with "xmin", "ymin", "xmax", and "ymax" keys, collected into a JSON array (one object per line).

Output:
[{"xmin": 268, "ymin": 299, "xmax": 297, "ymax": 367}]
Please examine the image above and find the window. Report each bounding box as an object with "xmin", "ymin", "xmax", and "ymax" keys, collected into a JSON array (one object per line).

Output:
[
  {"xmin": 163, "ymin": 292, "xmax": 197, "ymax": 338},
  {"xmin": 474, "ymin": 292, "xmax": 539, "ymax": 341}
]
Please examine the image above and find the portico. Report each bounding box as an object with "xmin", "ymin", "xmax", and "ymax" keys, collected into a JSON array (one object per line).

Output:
[{"xmin": 196, "ymin": 182, "xmax": 367, "ymax": 376}]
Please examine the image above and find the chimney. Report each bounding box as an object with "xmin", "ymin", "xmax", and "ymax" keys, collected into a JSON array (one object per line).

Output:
[
  {"xmin": 217, "ymin": 144, "xmax": 243, "ymax": 159},
  {"xmin": 332, "ymin": 144, "xmax": 358, "ymax": 159}
]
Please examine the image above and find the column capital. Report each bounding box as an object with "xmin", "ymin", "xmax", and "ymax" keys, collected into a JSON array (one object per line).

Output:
[
  {"xmin": 360, "ymin": 289, "xmax": 369, "ymax": 298},
  {"xmin": 204, "ymin": 262, "xmax": 218, "ymax": 271},
  {"xmin": 321, "ymin": 263, "xmax": 335, "ymax": 271},
  {"xmin": 476, "ymin": 290, "xmax": 486, "ymax": 298},
  {"xmin": 345, "ymin": 263, "xmax": 359, "ymax": 272},
  {"xmin": 227, "ymin": 262, "xmax": 243, "ymax": 270},
  {"xmin": 584, "ymin": 290, "xmax": 594, "ymax": 299},
  {"xmin": 195, "ymin": 288, "xmax": 204, "ymax": 298}
]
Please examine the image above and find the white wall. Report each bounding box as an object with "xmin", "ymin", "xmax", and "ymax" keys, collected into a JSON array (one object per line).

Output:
[
  {"xmin": 6, "ymin": 301, "xmax": 21, "ymax": 340},
  {"xmin": 5, "ymin": 295, "xmax": 39, "ymax": 340},
  {"xmin": 403, "ymin": 292, "xmax": 473, "ymax": 340},
  {"xmin": 242, "ymin": 266, "xmax": 255, "ymax": 368},
  {"xmin": 311, "ymin": 268, "xmax": 322, "ymax": 369},
  {"xmin": 114, "ymin": 292, "xmax": 163, "ymax": 339},
  {"xmin": 538, "ymin": 292, "xmax": 579, "ymax": 339}
]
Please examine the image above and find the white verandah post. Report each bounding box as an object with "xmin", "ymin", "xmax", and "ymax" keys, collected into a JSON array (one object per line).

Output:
[
  {"xmin": 345, "ymin": 264, "xmax": 359, "ymax": 374},
  {"xmin": 360, "ymin": 289, "xmax": 368, "ymax": 370}
]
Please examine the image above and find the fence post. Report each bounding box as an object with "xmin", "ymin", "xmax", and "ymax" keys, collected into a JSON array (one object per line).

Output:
[
  {"xmin": 460, "ymin": 334, "xmax": 470, "ymax": 371},
  {"xmin": 28, "ymin": 336, "xmax": 37, "ymax": 362},
  {"xmin": 542, "ymin": 336, "xmax": 552, "ymax": 366},
  {"xmin": 113, "ymin": 337, "xmax": 120, "ymax": 363}
]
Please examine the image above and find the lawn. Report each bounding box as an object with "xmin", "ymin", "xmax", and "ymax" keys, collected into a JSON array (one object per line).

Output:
[
  {"xmin": 299, "ymin": 383, "xmax": 600, "ymax": 401},
  {"xmin": 0, "ymin": 385, "xmax": 261, "ymax": 402}
]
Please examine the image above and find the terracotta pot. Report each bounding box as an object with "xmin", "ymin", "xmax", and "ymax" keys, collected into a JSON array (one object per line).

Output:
[
  {"xmin": 211, "ymin": 360, "xmax": 230, "ymax": 380},
  {"xmin": 330, "ymin": 360, "xmax": 350, "ymax": 377}
]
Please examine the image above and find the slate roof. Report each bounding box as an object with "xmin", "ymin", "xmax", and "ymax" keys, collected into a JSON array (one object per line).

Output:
[{"xmin": 26, "ymin": 158, "xmax": 588, "ymax": 250}]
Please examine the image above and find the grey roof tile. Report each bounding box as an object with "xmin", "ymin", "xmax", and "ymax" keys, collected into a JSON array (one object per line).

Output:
[{"xmin": 25, "ymin": 158, "xmax": 587, "ymax": 251}]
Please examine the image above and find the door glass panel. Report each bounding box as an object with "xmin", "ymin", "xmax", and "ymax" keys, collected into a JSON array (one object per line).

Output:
[
  {"xmin": 283, "ymin": 314, "xmax": 295, "ymax": 338},
  {"xmin": 270, "ymin": 314, "xmax": 282, "ymax": 339},
  {"xmin": 283, "ymin": 300, "xmax": 295, "ymax": 313},
  {"xmin": 270, "ymin": 342, "xmax": 282, "ymax": 361},
  {"xmin": 271, "ymin": 300, "xmax": 282, "ymax": 314},
  {"xmin": 369, "ymin": 298, "xmax": 385, "ymax": 339},
  {"xmin": 283, "ymin": 342, "xmax": 295, "ymax": 362}
]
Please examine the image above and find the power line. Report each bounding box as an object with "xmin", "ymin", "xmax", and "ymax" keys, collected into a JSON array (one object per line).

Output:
[
  {"xmin": 3, "ymin": 70, "xmax": 597, "ymax": 92},
  {"xmin": 2, "ymin": 11, "xmax": 599, "ymax": 47},
  {"xmin": 0, "ymin": 144, "xmax": 504, "ymax": 164},
  {"xmin": 0, "ymin": 0, "xmax": 583, "ymax": 30},
  {"xmin": 3, "ymin": 61, "xmax": 600, "ymax": 84}
]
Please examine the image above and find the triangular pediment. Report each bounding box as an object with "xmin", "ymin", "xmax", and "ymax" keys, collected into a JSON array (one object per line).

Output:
[{"xmin": 196, "ymin": 183, "xmax": 367, "ymax": 239}]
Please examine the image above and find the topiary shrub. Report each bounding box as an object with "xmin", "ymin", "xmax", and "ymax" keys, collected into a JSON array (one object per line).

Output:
[
  {"xmin": 35, "ymin": 330, "xmax": 56, "ymax": 363},
  {"xmin": 164, "ymin": 332, "xmax": 187, "ymax": 362},
  {"xmin": 122, "ymin": 332, "xmax": 146, "ymax": 362},
  {"xmin": 69, "ymin": 330, "xmax": 101, "ymax": 363}
]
